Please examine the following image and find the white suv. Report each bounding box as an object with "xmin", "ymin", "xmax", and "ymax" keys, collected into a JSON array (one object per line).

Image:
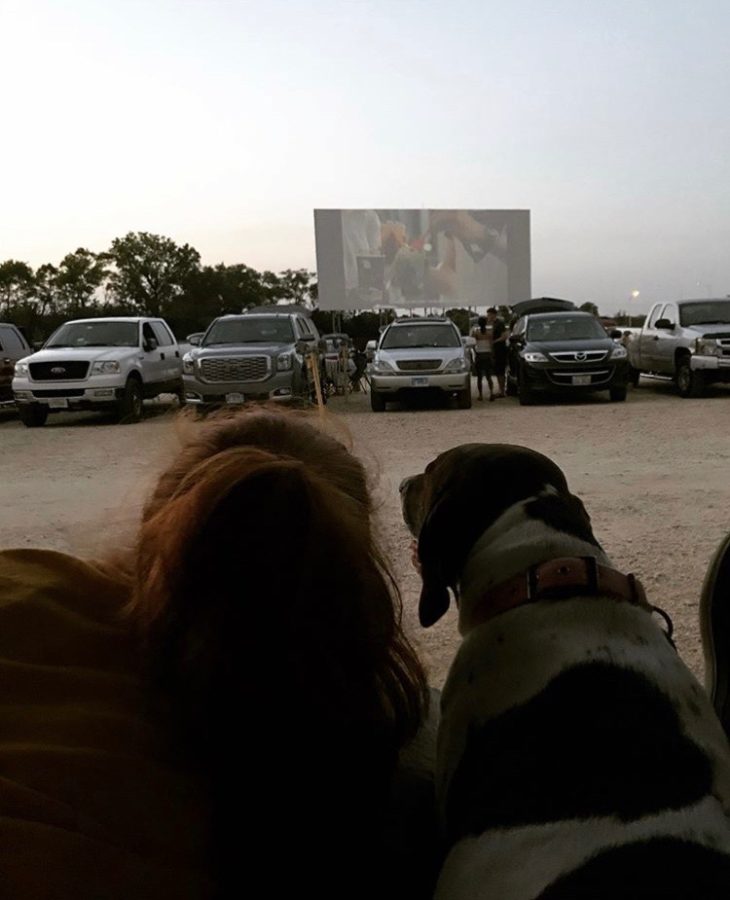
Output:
[
  {"xmin": 369, "ymin": 317, "xmax": 472, "ymax": 411},
  {"xmin": 12, "ymin": 317, "xmax": 183, "ymax": 426}
]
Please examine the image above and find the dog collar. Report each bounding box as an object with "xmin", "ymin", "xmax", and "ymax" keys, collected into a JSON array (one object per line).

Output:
[{"xmin": 467, "ymin": 556, "xmax": 650, "ymax": 630}]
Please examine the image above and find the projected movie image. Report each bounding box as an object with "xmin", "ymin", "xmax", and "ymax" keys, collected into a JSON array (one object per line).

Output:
[{"xmin": 315, "ymin": 209, "xmax": 531, "ymax": 311}]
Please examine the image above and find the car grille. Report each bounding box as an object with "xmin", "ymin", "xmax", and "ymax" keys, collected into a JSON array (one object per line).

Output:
[
  {"xmin": 32, "ymin": 389, "xmax": 86, "ymax": 398},
  {"xmin": 549, "ymin": 351, "xmax": 608, "ymax": 363},
  {"xmin": 29, "ymin": 361, "xmax": 89, "ymax": 380},
  {"xmin": 199, "ymin": 356, "xmax": 269, "ymax": 383},
  {"xmin": 717, "ymin": 338, "xmax": 730, "ymax": 357},
  {"xmin": 548, "ymin": 368, "xmax": 613, "ymax": 386},
  {"xmin": 396, "ymin": 359, "xmax": 443, "ymax": 371}
]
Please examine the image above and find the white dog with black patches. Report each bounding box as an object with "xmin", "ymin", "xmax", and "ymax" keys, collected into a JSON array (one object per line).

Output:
[{"xmin": 400, "ymin": 443, "xmax": 730, "ymax": 900}]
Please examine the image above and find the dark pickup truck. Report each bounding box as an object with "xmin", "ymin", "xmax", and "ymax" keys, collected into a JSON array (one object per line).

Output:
[{"xmin": 0, "ymin": 323, "xmax": 31, "ymax": 406}]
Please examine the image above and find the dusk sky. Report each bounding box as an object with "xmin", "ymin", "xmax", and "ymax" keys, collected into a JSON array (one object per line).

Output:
[{"xmin": 2, "ymin": 0, "xmax": 728, "ymax": 314}]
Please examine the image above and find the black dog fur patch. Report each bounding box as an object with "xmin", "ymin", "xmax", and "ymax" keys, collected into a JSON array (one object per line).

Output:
[{"xmin": 444, "ymin": 662, "xmax": 713, "ymax": 842}]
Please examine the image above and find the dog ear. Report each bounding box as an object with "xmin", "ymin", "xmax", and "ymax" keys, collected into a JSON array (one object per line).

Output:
[
  {"xmin": 419, "ymin": 582, "xmax": 451, "ymax": 628},
  {"xmin": 416, "ymin": 492, "xmax": 458, "ymax": 627}
]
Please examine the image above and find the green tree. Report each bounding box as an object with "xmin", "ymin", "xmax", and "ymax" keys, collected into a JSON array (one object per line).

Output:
[
  {"xmin": 261, "ymin": 269, "xmax": 317, "ymax": 306},
  {"xmin": 55, "ymin": 248, "xmax": 108, "ymax": 317},
  {"xmin": 105, "ymin": 232, "xmax": 201, "ymax": 317},
  {"xmin": 579, "ymin": 301, "xmax": 600, "ymax": 317},
  {"xmin": 0, "ymin": 260, "xmax": 34, "ymax": 318}
]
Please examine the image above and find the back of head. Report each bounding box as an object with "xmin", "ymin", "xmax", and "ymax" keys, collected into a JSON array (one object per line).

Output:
[
  {"xmin": 128, "ymin": 409, "xmax": 428, "ymax": 890},
  {"xmin": 477, "ymin": 315, "xmax": 487, "ymax": 333}
]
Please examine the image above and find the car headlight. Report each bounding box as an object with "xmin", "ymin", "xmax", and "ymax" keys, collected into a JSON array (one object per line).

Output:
[
  {"xmin": 521, "ymin": 351, "xmax": 548, "ymax": 363},
  {"xmin": 14, "ymin": 361, "xmax": 29, "ymax": 376},
  {"xmin": 276, "ymin": 352, "xmax": 293, "ymax": 371},
  {"xmin": 182, "ymin": 354, "xmax": 196, "ymax": 374},
  {"xmin": 696, "ymin": 338, "xmax": 720, "ymax": 356},
  {"xmin": 372, "ymin": 358, "xmax": 395, "ymax": 373},
  {"xmin": 91, "ymin": 361, "xmax": 121, "ymax": 374},
  {"xmin": 443, "ymin": 358, "xmax": 469, "ymax": 373},
  {"xmin": 610, "ymin": 345, "xmax": 628, "ymax": 359}
]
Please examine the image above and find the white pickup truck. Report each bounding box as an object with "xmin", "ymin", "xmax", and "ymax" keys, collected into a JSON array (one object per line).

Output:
[
  {"xmin": 12, "ymin": 316, "xmax": 184, "ymax": 426},
  {"xmin": 627, "ymin": 298, "xmax": 730, "ymax": 397}
]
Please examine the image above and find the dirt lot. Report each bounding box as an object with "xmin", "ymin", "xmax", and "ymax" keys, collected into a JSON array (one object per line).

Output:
[{"xmin": 2, "ymin": 379, "xmax": 730, "ymax": 688}]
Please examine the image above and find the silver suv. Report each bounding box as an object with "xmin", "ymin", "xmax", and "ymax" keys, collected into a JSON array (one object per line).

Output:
[
  {"xmin": 183, "ymin": 311, "xmax": 322, "ymax": 408},
  {"xmin": 369, "ymin": 317, "xmax": 472, "ymax": 411},
  {"xmin": 12, "ymin": 317, "xmax": 183, "ymax": 427}
]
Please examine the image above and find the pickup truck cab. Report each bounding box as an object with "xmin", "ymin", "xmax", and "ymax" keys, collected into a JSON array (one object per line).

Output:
[
  {"xmin": 627, "ymin": 299, "xmax": 730, "ymax": 397},
  {"xmin": 12, "ymin": 317, "xmax": 183, "ymax": 426}
]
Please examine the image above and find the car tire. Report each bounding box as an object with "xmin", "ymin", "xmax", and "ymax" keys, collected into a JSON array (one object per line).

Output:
[
  {"xmin": 628, "ymin": 365, "xmax": 641, "ymax": 387},
  {"xmin": 676, "ymin": 358, "xmax": 705, "ymax": 398},
  {"xmin": 370, "ymin": 390, "xmax": 386, "ymax": 412},
  {"xmin": 117, "ymin": 377, "xmax": 144, "ymax": 423},
  {"xmin": 175, "ymin": 379, "xmax": 186, "ymax": 408},
  {"xmin": 609, "ymin": 386, "xmax": 627, "ymax": 402},
  {"xmin": 18, "ymin": 403, "xmax": 48, "ymax": 428},
  {"xmin": 456, "ymin": 386, "xmax": 472, "ymax": 409},
  {"xmin": 517, "ymin": 372, "xmax": 535, "ymax": 406}
]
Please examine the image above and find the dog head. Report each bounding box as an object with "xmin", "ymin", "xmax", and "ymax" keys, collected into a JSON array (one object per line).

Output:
[{"xmin": 400, "ymin": 443, "xmax": 599, "ymax": 627}]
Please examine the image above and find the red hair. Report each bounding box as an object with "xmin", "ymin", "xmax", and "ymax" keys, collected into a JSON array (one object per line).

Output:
[{"xmin": 124, "ymin": 408, "xmax": 428, "ymax": 893}]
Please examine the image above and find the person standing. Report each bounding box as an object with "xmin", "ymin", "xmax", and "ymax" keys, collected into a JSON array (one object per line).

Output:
[
  {"xmin": 488, "ymin": 306, "xmax": 508, "ymax": 398},
  {"xmin": 470, "ymin": 315, "xmax": 495, "ymax": 401}
]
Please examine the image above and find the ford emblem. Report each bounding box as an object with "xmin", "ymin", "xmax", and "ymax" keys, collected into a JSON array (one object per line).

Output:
[{"xmin": 51, "ymin": 366, "xmax": 66, "ymax": 374}]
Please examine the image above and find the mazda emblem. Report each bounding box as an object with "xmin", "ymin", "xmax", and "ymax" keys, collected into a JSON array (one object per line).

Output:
[
  {"xmin": 51, "ymin": 366, "xmax": 66, "ymax": 374},
  {"xmin": 576, "ymin": 352, "xmax": 586, "ymax": 361}
]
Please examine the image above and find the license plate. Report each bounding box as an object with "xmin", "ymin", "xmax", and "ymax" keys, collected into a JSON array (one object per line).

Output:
[
  {"xmin": 572, "ymin": 375, "xmax": 591, "ymax": 386},
  {"xmin": 47, "ymin": 398, "xmax": 69, "ymax": 409},
  {"xmin": 225, "ymin": 392, "xmax": 245, "ymax": 404},
  {"xmin": 411, "ymin": 377, "xmax": 429, "ymax": 387}
]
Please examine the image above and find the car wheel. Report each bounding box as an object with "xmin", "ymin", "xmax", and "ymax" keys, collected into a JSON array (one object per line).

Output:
[
  {"xmin": 517, "ymin": 372, "xmax": 535, "ymax": 406},
  {"xmin": 628, "ymin": 365, "xmax": 640, "ymax": 387},
  {"xmin": 175, "ymin": 379, "xmax": 186, "ymax": 408},
  {"xmin": 370, "ymin": 390, "xmax": 386, "ymax": 412},
  {"xmin": 18, "ymin": 403, "xmax": 48, "ymax": 428},
  {"xmin": 676, "ymin": 358, "xmax": 705, "ymax": 398},
  {"xmin": 609, "ymin": 386, "xmax": 627, "ymax": 402},
  {"xmin": 117, "ymin": 377, "xmax": 144, "ymax": 423},
  {"xmin": 456, "ymin": 386, "xmax": 472, "ymax": 409}
]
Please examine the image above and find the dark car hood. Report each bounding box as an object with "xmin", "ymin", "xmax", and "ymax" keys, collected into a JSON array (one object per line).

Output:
[{"xmin": 194, "ymin": 342, "xmax": 293, "ymax": 357}]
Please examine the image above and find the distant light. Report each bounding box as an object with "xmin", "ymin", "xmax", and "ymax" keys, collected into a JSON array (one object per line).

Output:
[{"xmin": 630, "ymin": 290, "xmax": 640, "ymax": 299}]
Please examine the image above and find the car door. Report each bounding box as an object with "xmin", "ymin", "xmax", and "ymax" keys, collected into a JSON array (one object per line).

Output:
[
  {"xmin": 150, "ymin": 320, "xmax": 181, "ymax": 387},
  {"xmin": 652, "ymin": 302, "xmax": 679, "ymax": 374},
  {"xmin": 141, "ymin": 321, "xmax": 167, "ymax": 390},
  {"xmin": 639, "ymin": 304, "xmax": 666, "ymax": 372},
  {"xmin": 507, "ymin": 316, "xmax": 526, "ymax": 378},
  {"xmin": 0, "ymin": 326, "xmax": 28, "ymax": 400}
]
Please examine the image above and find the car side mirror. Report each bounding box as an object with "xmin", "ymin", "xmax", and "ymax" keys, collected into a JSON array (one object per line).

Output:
[
  {"xmin": 462, "ymin": 336, "xmax": 476, "ymax": 348},
  {"xmin": 509, "ymin": 334, "xmax": 523, "ymax": 344},
  {"xmin": 610, "ymin": 329, "xmax": 623, "ymax": 339},
  {"xmin": 297, "ymin": 334, "xmax": 316, "ymax": 352},
  {"xmin": 33, "ymin": 341, "xmax": 45, "ymax": 351},
  {"xmin": 654, "ymin": 319, "xmax": 674, "ymax": 330},
  {"xmin": 187, "ymin": 333, "xmax": 202, "ymax": 346},
  {"xmin": 365, "ymin": 340, "xmax": 377, "ymax": 361},
  {"xmin": 143, "ymin": 337, "xmax": 159, "ymax": 352}
]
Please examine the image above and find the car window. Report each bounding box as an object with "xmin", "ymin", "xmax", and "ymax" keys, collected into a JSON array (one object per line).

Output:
[
  {"xmin": 381, "ymin": 324, "xmax": 460, "ymax": 349},
  {"xmin": 150, "ymin": 322, "xmax": 173, "ymax": 346},
  {"xmin": 512, "ymin": 317, "xmax": 526, "ymax": 336},
  {"xmin": 646, "ymin": 305, "xmax": 666, "ymax": 329},
  {"xmin": 143, "ymin": 323, "xmax": 158, "ymax": 346},
  {"xmin": 526, "ymin": 316, "xmax": 607, "ymax": 341},
  {"xmin": 679, "ymin": 301, "xmax": 730, "ymax": 326},
  {"xmin": 0, "ymin": 326, "xmax": 25, "ymax": 352},
  {"xmin": 45, "ymin": 321, "xmax": 139, "ymax": 348},
  {"xmin": 203, "ymin": 317, "xmax": 295, "ymax": 345},
  {"xmin": 663, "ymin": 304, "xmax": 679, "ymax": 326},
  {"xmin": 298, "ymin": 318, "xmax": 312, "ymax": 337}
]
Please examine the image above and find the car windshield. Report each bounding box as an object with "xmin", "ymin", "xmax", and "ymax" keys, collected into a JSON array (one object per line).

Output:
[
  {"xmin": 45, "ymin": 321, "xmax": 139, "ymax": 348},
  {"xmin": 203, "ymin": 317, "xmax": 295, "ymax": 345},
  {"xmin": 679, "ymin": 302, "xmax": 730, "ymax": 326},
  {"xmin": 526, "ymin": 316, "xmax": 607, "ymax": 341},
  {"xmin": 381, "ymin": 324, "xmax": 460, "ymax": 349}
]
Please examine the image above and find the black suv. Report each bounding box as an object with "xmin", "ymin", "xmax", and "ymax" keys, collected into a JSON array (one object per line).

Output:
[{"xmin": 506, "ymin": 307, "xmax": 629, "ymax": 405}]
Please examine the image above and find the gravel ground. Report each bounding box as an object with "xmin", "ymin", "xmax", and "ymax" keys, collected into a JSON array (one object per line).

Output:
[{"xmin": 2, "ymin": 378, "xmax": 730, "ymax": 688}]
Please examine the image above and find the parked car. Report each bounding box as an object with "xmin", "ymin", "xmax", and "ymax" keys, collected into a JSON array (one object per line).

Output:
[
  {"xmin": 182, "ymin": 310, "xmax": 323, "ymax": 408},
  {"xmin": 0, "ymin": 323, "xmax": 32, "ymax": 408},
  {"xmin": 368, "ymin": 317, "xmax": 472, "ymax": 411},
  {"xmin": 506, "ymin": 308, "xmax": 629, "ymax": 404},
  {"xmin": 12, "ymin": 317, "xmax": 183, "ymax": 427},
  {"xmin": 626, "ymin": 298, "xmax": 730, "ymax": 397}
]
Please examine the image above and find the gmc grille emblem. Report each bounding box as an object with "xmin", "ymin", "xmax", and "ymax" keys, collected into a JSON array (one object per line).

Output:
[{"xmin": 51, "ymin": 366, "xmax": 66, "ymax": 374}]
